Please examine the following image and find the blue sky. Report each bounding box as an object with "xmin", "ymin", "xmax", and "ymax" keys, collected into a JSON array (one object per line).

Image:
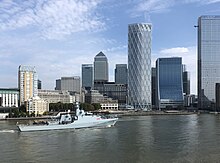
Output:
[{"xmin": 0, "ymin": 0, "xmax": 220, "ymax": 94}]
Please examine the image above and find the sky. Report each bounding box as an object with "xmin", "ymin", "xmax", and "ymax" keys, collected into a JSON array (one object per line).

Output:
[{"xmin": 0, "ymin": 0, "xmax": 220, "ymax": 94}]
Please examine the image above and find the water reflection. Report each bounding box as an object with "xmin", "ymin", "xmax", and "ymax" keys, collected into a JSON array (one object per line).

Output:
[{"xmin": 1, "ymin": 115, "xmax": 220, "ymax": 162}]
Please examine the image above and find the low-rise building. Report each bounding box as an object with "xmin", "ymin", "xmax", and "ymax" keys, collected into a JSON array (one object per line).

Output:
[
  {"xmin": 26, "ymin": 96, "xmax": 49, "ymax": 115},
  {"xmin": 38, "ymin": 89, "xmax": 77, "ymax": 103},
  {"xmin": 85, "ymin": 90, "xmax": 118, "ymax": 110},
  {"xmin": 0, "ymin": 88, "xmax": 19, "ymax": 108}
]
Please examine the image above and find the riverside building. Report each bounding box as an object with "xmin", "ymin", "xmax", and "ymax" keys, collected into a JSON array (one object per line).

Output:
[
  {"xmin": 197, "ymin": 16, "xmax": 220, "ymax": 110},
  {"xmin": 156, "ymin": 57, "xmax": 184, "ymax": 109},
  {"xmin": 0, "ymin": 88, "xmax": 19, "ymax": 108},
  {"xmin": 128, "ymin": 23, "xmax": 152, "ymax": 110},
  {"xmin": 18, "ymin": 65, "xmax": 38, "ymax": 106}
]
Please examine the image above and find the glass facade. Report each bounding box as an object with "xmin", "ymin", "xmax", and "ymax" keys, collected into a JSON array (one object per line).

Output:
[
  {"xmin": 94, "ymin": 51, "xmax": 108, "ymax": 82},
  {"xmin": 128, "ymin": 23, "xmax": 151, "ymax": 110},
  {"xmin": 156, "ymin": 58, "xmax": 184, "ymax": 109},
  {"xmin": 82, "ymin": 64, "xmax": 93, "ymax": 90},
  {"xmin": 115, "ymin": 64, "xmax": 127, "ymax": 84},
  {"xmin": 198, "ymin": 16, "xmax": 220, "ymax": 109}
]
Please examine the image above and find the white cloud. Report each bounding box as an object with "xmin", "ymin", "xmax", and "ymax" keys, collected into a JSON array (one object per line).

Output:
[
  {"xmin": 0, "ymin": 0, "xmax": 105, "ymax": 39},
  {"xmin": 160, "ymin": 47, "xmax": 189, "ymax": 54},
  {"xmin": 131, "ymin": 0, "xmax": 220, "ymax": 16}
]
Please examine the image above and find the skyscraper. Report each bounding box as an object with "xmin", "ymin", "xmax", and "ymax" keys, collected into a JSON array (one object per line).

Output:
[
  {"xmin": 94, "ymin": 51, "xmax": 108, "ymax": 82},
  {"xmin": 156, "ymin": 57, "xmax": 184, "ymax": 109},
  {"xmin": 198, "ymin": 16, "xmax": 220, "ymax": 109},
  {"xmin": 182, "ymin": 65, "xmax": 190, "ymax": 95},
  {"xmin": 18, "ymin": 65, "xmax": 38, "ymax": 106},
  {"xmin": 128, "ymin": 23, "xmax": 152, "ymax": 110},
  {"xmin": 115, "ymin": 64, "xmax": 127, "ymax": 84},
  {"xmin": 151, "ymin": 67, "xmax": 156, "ymax": 108},
  {"xmin": 82, "ymin": 64, "xmax": 93, "ymax": 90}
]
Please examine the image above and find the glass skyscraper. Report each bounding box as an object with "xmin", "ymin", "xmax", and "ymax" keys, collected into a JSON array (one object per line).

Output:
[
  {"xmin": 128, "ymin": 23, "xmax": 152, "ymax": 110},
  {"xmin": 198, "ymin": 16, "xmax": 220, "ymax": 109},
  {"xmin": 115, "ymin": 64, "xmax": 127, "ymax": 84},
  {"xmin": 156, "ymin": 57, "xmax": 184, "ymax": 109},
  {"xmin": 82, "ymin": 64, "xmax": 93, "ymax": 90},
  {"xmin": 94, "ymin": 52, "xmax": 108, "ymax": 82}
]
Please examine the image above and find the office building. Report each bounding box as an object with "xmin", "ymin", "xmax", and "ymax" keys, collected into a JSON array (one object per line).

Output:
[
  {"xmin": 18, "ymin": 65, "xmax": 38, "ymax": 106},
  {"xmin": 55, "ymin": 79, "xmax": 61, "ymax": 90},
  {"xmin": 82, "ymin": 64, "xmax": 93, "ymax": 90},
  {"xmin": 198, "ymin": 16, "xmax": 220, "ymax": 109},
  {"xmin": 151, "ymin": 67, "xmax": 156, "ymax": 108},
  {"xmin": 128, "ymin": 23, "xmax": 152, "ymax": 110},
  {"xmin": 156, "ymin": 57, "xmax": 184, "ymax": 109},
  {"xmin": 94, "ymin": 51, "xmax": 108, "ymax": 82},
  {"xmin": 115, "ymin": 64, "xmax": 128, "ymax": 84},
  {"xmin": 85, "ymin": 90, "xmax": 118, "ymax": 110},
  {"xmin": 56, "ymin": 77, "xmax": 81, "ymax": 94},
  {"xmin": 38, "ymin": 89, "xmax": 77, "ymax": 104},
  {"xmin": 38, "ymin": 80, "xmax": 42, "ymax": 89},
  {"xmin": 182, "ymin": 65, "xmax": 190, "ymax": 95}
]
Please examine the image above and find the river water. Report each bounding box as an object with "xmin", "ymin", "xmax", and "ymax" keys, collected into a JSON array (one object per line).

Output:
[{"xmin": 1, "ymin": 114, "xmax": 220, "ymax": 163}]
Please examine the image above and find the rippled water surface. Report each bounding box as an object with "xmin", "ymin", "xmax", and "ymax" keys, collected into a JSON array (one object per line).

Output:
[{"xmin": 1, "ymin": 114, "xmax": 220, "ymax": 163}]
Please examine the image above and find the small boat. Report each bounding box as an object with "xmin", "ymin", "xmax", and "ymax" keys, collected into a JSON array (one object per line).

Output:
[{"xmin": 17, "ymin": 102, "xmax": 118, "ymax": 132}]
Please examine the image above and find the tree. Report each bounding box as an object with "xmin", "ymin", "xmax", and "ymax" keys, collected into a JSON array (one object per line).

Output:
[
  {"xmin": 80, "ymin": 103, "xmax": 95, "ymax": 111},
  {"xmin": 92, "ymin": 103, "xmax": 101, "ymax": 110}
]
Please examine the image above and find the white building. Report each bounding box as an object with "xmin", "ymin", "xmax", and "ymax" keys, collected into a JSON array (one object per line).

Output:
[
  {"xmin": 128, "ymin": 23, "xmax": 152, "ymax": 110},
  {"xmin": 26, "ymin": 96, "xmax": 49, "ymax": 115},
  {"xmin": 0, "ymin": 88, "xmax": 19, "ymax": 107}
]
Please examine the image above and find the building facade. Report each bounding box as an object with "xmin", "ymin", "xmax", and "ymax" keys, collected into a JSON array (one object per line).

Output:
[
  {"xmin": 82, "ymin": 64, "xmax": 93, "ymax": 90},
  {"xmin": 156, "ymin": 57, "xmax": 184, "ymax": 109},
  {"xmin": 94, "ymin": 51, "xmax": 108, "ymax": 82},
  {"xmin": 38, "ymin": 89, "xmax": 77, "ymax": 104},
  {"xmin": 182, "ymin": 65, "xmax": 190, "ymax": 95},
  {"xmin": 18, "ymin": 65, "xmax": 38, "ymax": 106},
  {"xmin": 55, "ymin": 79, "xmax": 61, "ymax": 90},
  {"xmin": 85, "ymin": 90, "xmax": 118, "ymax": 110},
  {"xmin": 198, "ymin": 16, "xmax": 220, "ymax": 110},
  {"xmin": 0, "ymin": 88, "xmax": 19, "ymax": 107},
  {"xmin": 26, "ymin": 96, "xmax": 49, "ymax": 115},
  {"xmin": 151, "ymin": 67, "xmax": 156, "ymax": 108},
  {"xmin": 128, "ymin": 23, "xmax": 152, "ymax": 110},
  {"xmin": 115, "ymin": 64, "xmax": 128, "ymax": 84},
  {"xmin": 56, "ymin": 77, "xmax": 81, "ymax": 94}
]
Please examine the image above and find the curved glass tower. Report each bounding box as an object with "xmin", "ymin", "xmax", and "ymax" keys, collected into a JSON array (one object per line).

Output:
[{"xmin": 128, "ymin": 23, "xmax": 152, "ymax": 110}]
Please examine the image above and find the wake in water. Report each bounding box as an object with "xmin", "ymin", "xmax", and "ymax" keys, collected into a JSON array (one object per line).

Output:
[{"xmin": 0, "ymin": 129, "xmax": 16, "ymax": 133}]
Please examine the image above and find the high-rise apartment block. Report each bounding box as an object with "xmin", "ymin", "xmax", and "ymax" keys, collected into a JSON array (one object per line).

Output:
[
  {"xmin": 82, "ymin": 64, "xmax": 93, "ymax": 90},
  {"xmin": 198, "ymin": 16, "xmax": 220, "ymax": 109},
  {"xmin": 156, "ymin": 57, "xmax": 184, "ymax": 109},
  {"xmin": 115, "ymin": 64, "xmax": 127, "ymax": 84},
  {"xmin": 18, "ymin": 65, "xmax": 38, "ymax": 105},
  {"xmin": 128, "ymin": 23, "xmax": 152, "ymax": 110}
]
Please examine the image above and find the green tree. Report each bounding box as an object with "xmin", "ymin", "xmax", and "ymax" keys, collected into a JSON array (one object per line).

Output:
[{"xmin": 92, "ymin": 103, "xmax": 101, "ymax": 110}]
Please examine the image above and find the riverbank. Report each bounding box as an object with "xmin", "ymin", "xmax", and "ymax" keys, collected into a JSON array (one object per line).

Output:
[{"xmin": 0, "ymin": 110, "xmax": 204, "ymax": 121}]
